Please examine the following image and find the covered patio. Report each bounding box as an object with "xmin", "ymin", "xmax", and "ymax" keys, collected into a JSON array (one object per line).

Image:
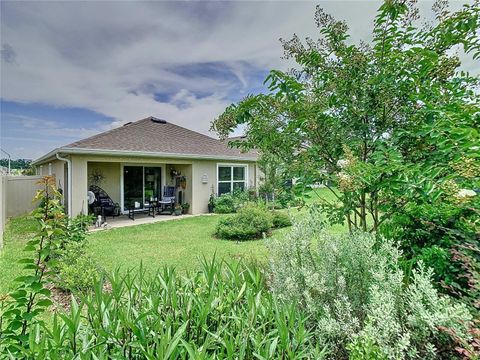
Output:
[
  {"xmin": 87, "ymin": 160, "xmax": 193, "ymax": 221},
  {"xmin": 88, "ymin": 212, "xmax": 210, "ymax": 231}
]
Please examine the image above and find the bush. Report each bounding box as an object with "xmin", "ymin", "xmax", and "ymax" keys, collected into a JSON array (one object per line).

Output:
[
  {"xmin": 214, "ymin": 190, "xmax": 252, "ymax": 213},
  {"xmin": 271, "ymin": 211, "xmax": 292, "ymax": 228},
  {"xmin": 49, "ymin": 213, "xmax": 101, "ymax": 294},
  {"xmin": 215, "ymin": 205, "xmax": 273, "ymax": 240},
  {"xmin": 51, "ymin": 241, "xmax": 102, "ymax": 293},
  {"xmin": 382, "ymin": 200, "xmax": 480, "ymax": 312},
  {"xmin": 268, "ymin": 216, "xmax": 475, "ymax": 359},
  {"xmin": 214, "ymin": 193, "xmax": 236, "ymax": 213}
]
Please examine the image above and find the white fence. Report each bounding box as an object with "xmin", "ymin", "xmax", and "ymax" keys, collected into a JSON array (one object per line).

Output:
[{"xmin": 0, "ymin": 175, "xmax": 43, "ymax": 247}]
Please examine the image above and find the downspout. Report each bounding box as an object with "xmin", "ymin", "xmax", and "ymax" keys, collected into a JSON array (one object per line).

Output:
[{"xmin": 56, "ymin": 153, "xmax": 72, "ymax": 217}]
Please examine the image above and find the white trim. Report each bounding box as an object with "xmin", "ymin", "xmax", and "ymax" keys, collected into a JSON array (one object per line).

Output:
[
  {"xmin": 32, "ymin": 147, "xmax": 257, "ymax": 165},
  {"xmin": 216, "ymin": 163, "xmax": 248, "ymax": 196}
]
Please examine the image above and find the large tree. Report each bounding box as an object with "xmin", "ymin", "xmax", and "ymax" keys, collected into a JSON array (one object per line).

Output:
[
  {"xmin": 212, "ymin": 1, "xmax": 480, "ymax": 307},
  {"xmin": 212, "ymin": 0, "xmax": 479, "ymax": 233}
]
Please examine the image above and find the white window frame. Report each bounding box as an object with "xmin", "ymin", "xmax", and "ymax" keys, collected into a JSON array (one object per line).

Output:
[{"xmin": 216, "ymin": 163, "xmax": 248, "ymax": 196}]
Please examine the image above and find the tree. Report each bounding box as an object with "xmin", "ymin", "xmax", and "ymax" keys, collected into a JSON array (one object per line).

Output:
[
  {"xmin": 212, "ymin": 0, "xmax": 479, "ymax": 233},
  {"xmin": 212, "ymin": 0, "xmax": 480, "ymax": 307}
]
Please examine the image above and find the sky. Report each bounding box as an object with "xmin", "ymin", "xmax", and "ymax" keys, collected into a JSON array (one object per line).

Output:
[{"xmin": 0, "ymin": 0, "xmax": 477, "ymax": 160}]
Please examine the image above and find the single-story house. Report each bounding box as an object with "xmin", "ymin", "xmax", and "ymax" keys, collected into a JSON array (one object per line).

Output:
[{"xmin": 32, "ymin": 116, "xmax": 259, "ymax": 216}]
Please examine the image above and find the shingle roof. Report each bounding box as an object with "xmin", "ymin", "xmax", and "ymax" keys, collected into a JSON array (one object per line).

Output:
[{"xmin": 61, "ymin": 117, "xmax": 257, "ymax": 160}]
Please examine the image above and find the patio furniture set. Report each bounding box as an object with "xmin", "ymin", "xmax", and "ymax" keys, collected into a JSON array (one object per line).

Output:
[{"xmin": 88, "ymin": 185, "xmax": 178, "ymax": 222}]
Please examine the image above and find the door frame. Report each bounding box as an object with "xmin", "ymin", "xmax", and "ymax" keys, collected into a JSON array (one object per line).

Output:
[{"xmin": 120, "ymin": 163, "xmax": 165, "ymax": 213}]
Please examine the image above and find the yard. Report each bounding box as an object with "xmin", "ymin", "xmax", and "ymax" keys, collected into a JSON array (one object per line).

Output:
[{"xmin": 0, "ymin": 188, "xmax": 342, "ymax": 295}]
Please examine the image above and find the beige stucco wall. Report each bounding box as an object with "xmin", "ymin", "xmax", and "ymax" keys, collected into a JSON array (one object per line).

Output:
[
  {"xmin": 191, "ymin": 160, "xmax": 258, "ymax": 214},
  {"xmin": 88, "ymin": 162, "xmax": 121, "ymax": 204},
  {"xmin": 44, "ymin": 154, "xmax": 258, "ymax": 216},
  {"xmin": 71, "ymin": 156, "xmax": 88, "ymax": 216}
]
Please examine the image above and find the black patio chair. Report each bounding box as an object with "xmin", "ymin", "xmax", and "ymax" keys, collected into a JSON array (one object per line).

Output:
[{"xmin": 89, "ymin": 185, "xmax": 121, "ymax": 219}]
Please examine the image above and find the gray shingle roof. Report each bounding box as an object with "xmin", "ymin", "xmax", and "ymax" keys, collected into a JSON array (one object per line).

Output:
[{"xmin": 62, "ymin": 117, "xmax": 257, "ymax": 160}]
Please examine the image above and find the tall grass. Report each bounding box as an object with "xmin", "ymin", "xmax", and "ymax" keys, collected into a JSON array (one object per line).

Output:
[{"xmin": 13, "ymin": 258, "xmax": 325, "ymax": 359}]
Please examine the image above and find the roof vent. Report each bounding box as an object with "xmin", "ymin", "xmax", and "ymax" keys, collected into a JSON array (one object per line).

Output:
[{"xmin": 150, "ymin": 117, "xmax": 167, "ymax": 124}]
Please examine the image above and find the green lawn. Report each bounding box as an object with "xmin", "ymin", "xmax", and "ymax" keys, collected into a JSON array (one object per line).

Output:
[
  {"xmin": 87, "ymin": 214, "xmax": 275, "ymax": 275},
  {"xmin": 0, "ymin": 214, "xmax": 289, "ymax": 295},
  {"xmin": 0, "ymin": 188, "xmax": 344, "ymax": 295},
  {"xmin": 0, "ymin": 216, "xmax": 40, "ymax": 294}
]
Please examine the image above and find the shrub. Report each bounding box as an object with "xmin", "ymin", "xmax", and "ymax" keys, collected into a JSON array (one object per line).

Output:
[
  {"xmin": 271, "ymin": 211, "xmax": 292, "ymax": 228},
  {"xmin": 51, "ymin": 242, "xmax": 102, "ymax": 293},
  {"xmin": 214, "ymin": 193, "xmax": 236, "ymax": 213},
  {"xmin": 215, "ymin": 205, "xmax": 273, "ymax": 240},
  {"xmin": 268, "ymin": 216, "xmax": 475, "ymax": 359},
  {"xmin": 214, "ymin": 190, "xmax": 252, "ymax": 213},
  {"xmin": 1, "ymin": 259, "xmax": 324, "ymax": 358},
  {"xmin": 382, "ymin": 200, "xmax": 480, "ymax": 312}
]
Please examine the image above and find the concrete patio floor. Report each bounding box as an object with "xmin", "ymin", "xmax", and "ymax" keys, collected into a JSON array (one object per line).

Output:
[{"xmin": 89, "ymin": 213, "xmax": 215, "ymax": 231}]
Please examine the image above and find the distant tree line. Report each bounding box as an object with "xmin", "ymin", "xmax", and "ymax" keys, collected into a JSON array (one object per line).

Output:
[{"xmin": 0, "ymin": 158, "xmax": 32, "ymax": 169}]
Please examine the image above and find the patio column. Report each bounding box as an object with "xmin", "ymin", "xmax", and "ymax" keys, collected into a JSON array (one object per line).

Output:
[{"xmin": 70, "ymin": 156, "xmax": 88, "ymax": 216}]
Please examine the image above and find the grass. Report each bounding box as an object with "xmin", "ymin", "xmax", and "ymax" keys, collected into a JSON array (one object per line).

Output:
[
  {"xmin": 0, "ymin": 188, "xmax": 344, "ymax": 295},
  {"xmin": 87, "ymin": 214, "xmax": 274, "ymax": 275},
  {"xmin": 0, "ymin": 216, "xmax": 40, "ymax": 294}
]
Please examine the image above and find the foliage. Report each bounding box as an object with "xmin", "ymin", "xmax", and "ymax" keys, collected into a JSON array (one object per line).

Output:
[
  {"xmin": 271, "ymin": 211, "xmax": 292, "ymax": 229},
  {"xmin": 0, "ymin": 176, "xmax": 66, "ymax": 355},
  {"xmin": 0, "ymin": 258, "xmax": 326, "ymax": 358},
  {"xmin": 213, "ymin": 0, "xmax": 479, "ymax": 233},
  {"xmin": 1, "ymin": 213, "xmax": 271, "ymax": 293},
  {"xmin": 212, "ymin": 0, "xmax": 480, "ymax": 310},
  {"xmin": 0, "ymin": 158, "xmax": 32, "ymax": 170},
  {"xmin": 51, "ymin": 241, "xmax": 102, "ymax": 294},
  {"xmin": 256, "ymin": 153, "xmax": 295, "ymax": 209},
  {"xmin": 215, "ymin": 205, "xmax": 273, "ymax": 240},
  {"xmin": 384, "ymin": 196, "xmax": 480, "ymax": 313},
  {"xmin": 268, "ymin": 215, "xmax": 475, "ymax": 359},
  {"xmin": 214, "ymin": 189, "xmax": 251, "ymax": 214},
  {"xmin": 347, "ymin": 335, "xmax": 387, "ymax": 360},
  {"xmin": 214, "ymin": 193, "xmax": 236, "ymax": 213}
]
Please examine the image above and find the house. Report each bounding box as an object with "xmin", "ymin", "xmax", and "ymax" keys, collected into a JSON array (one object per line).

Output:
[{"xmin": 32, "ymin": 117, "xmax": 259, "ymax": 217}]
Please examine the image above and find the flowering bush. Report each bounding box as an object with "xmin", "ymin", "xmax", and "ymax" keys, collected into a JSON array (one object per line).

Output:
[{"xmin": 268, "ymin": 216, "xmax": 475, "ymax": 359}]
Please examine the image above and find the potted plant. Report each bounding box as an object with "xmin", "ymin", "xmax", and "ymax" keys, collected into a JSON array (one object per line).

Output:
[
  {"xmin": 208, "ymin": 193, "xmax": 215, "ymax": 213},
  {"xmin": 181, "ymin": 202, "xmax": 190, "ymax": 214},
  {"xmin": 174, "ymin": 204, "xmax": 183, "ymax": 216}
]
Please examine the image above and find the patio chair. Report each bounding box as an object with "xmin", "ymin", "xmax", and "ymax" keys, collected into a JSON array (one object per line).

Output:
[
  {"xmin": 89, "ymin": 185, "xmax": 121, "ymax": 219},
  {"xmin": 158, "ymin": 186, "xmax": 175, "ymax": 214}
]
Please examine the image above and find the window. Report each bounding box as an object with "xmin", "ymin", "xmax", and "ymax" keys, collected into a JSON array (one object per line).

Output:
[{"xmin": 217, "ymin": 164, "xmax": 248, "ymax": 196}]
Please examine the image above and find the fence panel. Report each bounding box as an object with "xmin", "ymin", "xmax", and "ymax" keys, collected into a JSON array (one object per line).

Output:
[
  {"xmin": 5, "ymin": 175, "xmax": 43, "ymax": 218},
  {"xmin": 0, "ymin": 176, "xmax": 6, "ymax": 247}
]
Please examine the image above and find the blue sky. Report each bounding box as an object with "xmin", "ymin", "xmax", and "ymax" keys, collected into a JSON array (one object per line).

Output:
[{"xmin": 0, "ymin": 1, "xmax": 476, "ymax": 159}]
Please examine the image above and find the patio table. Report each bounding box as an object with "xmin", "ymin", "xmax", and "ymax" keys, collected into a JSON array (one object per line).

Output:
[{"xmin": 127, "ymin": 203, "xmax": 157, "ymax": 220}]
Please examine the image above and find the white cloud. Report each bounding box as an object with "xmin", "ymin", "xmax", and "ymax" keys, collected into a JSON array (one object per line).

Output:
[{"xmin": 0, "ymin": 0, "xmax": 477, "ymax": 144}]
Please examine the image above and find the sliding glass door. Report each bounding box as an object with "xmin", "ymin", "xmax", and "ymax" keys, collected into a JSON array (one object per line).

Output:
[{"xmin": 123, "ymin": 166, "xmax": 162, "ymax": 210}]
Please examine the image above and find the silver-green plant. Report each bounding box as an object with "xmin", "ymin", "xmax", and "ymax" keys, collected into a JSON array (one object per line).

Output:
[{"xmin": 267, "ymin": 216, "xmax": 474, "ymax": 359}]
